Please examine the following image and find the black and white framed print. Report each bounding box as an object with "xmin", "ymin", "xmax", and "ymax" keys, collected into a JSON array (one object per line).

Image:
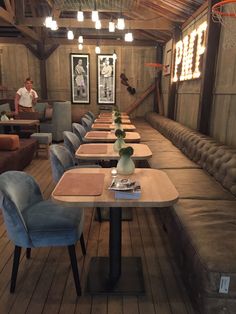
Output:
[
  {"xmin": 70, "ymin": 53, "xmax": 90, "ymax": 104},
  {"xmin": 97, "ymin": 54, "xmax": 116, "ymax": 105}
]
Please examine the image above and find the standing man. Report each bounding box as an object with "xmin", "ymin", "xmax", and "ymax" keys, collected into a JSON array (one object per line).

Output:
[
  {"xmin": 15, "ymin": 77, "xmax": 38, "ymax": 114},
  {"xmin": 101, "ymin": 58, "xmax": 113, "ymax": 99},
  {"xmin": 75, "ymin": 59, "xmax": 86, "ymax": 98}
]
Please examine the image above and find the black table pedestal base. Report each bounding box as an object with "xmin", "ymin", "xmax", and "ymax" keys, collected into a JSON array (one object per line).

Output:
[
  {"xmin": 95, "ymin": 208, "xmax": 133, "ymax": 221},
  {"xmin": 86, "ymin": 257, "xmax": 145, "ymax": 295}
]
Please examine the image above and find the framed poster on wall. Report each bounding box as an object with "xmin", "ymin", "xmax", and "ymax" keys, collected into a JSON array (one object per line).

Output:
[
  {"xmin": 70, "ymin": 53, "xmax": 90, "ymax": 104},
  {"xmin": 97, "ymin": 54, "xmax": 116, "ymax": 105}
]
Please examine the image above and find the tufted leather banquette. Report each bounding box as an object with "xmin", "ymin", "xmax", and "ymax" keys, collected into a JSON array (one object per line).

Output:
[{"xmin": 141, "ymin": 112, "xmax": 236, "ymax": 314}]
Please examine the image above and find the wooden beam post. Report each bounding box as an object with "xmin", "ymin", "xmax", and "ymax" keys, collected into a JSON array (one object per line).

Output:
[
  {"xmin": 197, "ymin": 0, "xmax": 221, "ymax": 134},
  {"xmin": 154, "ymin": 43, "xmax": 164, "ymax": 114},
  {"xmin": 25, "ymin": 40, "xmax": 59, "ymax": 99},
  {"xmin": 167, "ymin": 27, "xmax": 181, "ymax": 119}
]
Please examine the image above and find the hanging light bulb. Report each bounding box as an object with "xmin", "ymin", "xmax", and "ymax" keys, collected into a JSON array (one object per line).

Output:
[
  {"xmin": 109, "ymin": 21, "xmax": 115, "ymax": 32},
  {"xmin": 95, "ymin": 20, "xmax": 101, "ymax": 29},
  {"xmin": 125, "ymin": 32, "xmax": 133, "ymax": 42},
  {"xmin": 92, "ymin": 10, "xmax": 99, "ymax": 22},
  {"xmin": 78, "ymin": 43, "xmax": 83, "ymax": 50},
  {"xmin": 113, "ymin": 50, "xmax": 117, "ymax": 60},
  {"xmin": 50, "ymin": 20, "xmax": 58, "ymax": 31},
  {"xmin": 67, "ymin": 30, "xmax": 74, "ymax": 40},
  {"xmin": 44, "ymin": 16, "xmax": 52, "ymax": 28},
  {"xmin": 95, "ymin": 45, "xmax": 101, "ymax": 54},
  {"xmin": 78, "ymin": 35, "xmax": 83, "ymax": 43},
  {"xmin": 117, "ymin": 18, "xmax": 125, "ymax": 30},
  {"xmin": 77, "ymin": 11, "xmax": 84, "ymax": 22}
]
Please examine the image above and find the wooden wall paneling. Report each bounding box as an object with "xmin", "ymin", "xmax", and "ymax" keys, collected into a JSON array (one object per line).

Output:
[
  {"xmin": 161, "ymin": 76, "xmax": 170, "ymax": 116},
  {"xmin": 176, "ymin": 93, "xmax": 200, "ymax": 129},
  {"xmin": 26, "ymin": 46, "xmax": 40, "ymax": 95},
  {"xmin": 211, "ymin": 94, "xmax": 236, "ymax": 148},
  {"xmin": 175, "ymin": 12, "xmax": 207, "ymax": 130},
  {"xmin": 118, "ymin": 46, "xmax": 156, "ymax": 117},
  {"xmin": 46, "ymin": 46, "xmax": 61, "ymax": 99},
  {"xmin": 198, "ymin": 0, "xmax": 221, "ymax": 134},
  {"xmin": 210, "ymin": 19, "xmax": 236, "ymax": 148},
  {"xmin": 167, "ymin": 27, "xmax": 181, "ymax": 119},
  {"xmin": 226, "ymin": 95, "xmax": 236, "ymax": 147},
  {"xmin": 210, "ymin": 94, "xmax": 230, "ymax": 144},
  {"xmin": 162, "ymin": 39, "xmax": 172, "ymax": 117},
  {"xmin": 16, "ymin": 46, "xmax": 29, "ymax": 83}
]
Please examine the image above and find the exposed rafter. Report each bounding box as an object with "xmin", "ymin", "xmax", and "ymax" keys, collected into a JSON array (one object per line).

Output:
[
  {"xmin": 0, "ymin": 0, "xmax": 207, "ymax": 45},
  {"xmin": 0, "ymin": 6, "xmax": 40, "ymax": 42},
  {"xmin": 22, "ymin": 17, "xmax": 173, "ymax": 31}
]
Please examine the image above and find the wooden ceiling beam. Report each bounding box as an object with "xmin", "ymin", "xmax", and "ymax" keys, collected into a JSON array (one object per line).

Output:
[
  {"xmin": 15, "ymin": 25, "xmax": 41, "ymax": 42},
  {"xmin": 182, "ymin": 2, "xmax": 208, "ymax": 29},
  {"xmin": 139, "ymin": 2, "xmax": 186, "ymax": 22},
  {"xmin": 14, "ymin": 0, "xmax": 24, "ymax": 23},
  {"xmin": 0, "ymin": 36, "xmax": 158, "ymax": 46},
  {"xmin": 44, "ymin": 37, "xmax": 157, "ymax": 46},
  {"xmin": 0, "ymin": 6, "xmax": 40, "ymax": 42},
  {"xmin": 21, "ymin": 17, "xmax": 173, "ymax": 30},
  {"xmin": 138, "ymin": 30, "xmax": 169, "ymax": 42},
  {"xmin": 4, "ymin": 0, "xmax": 14, "ymax": 17}
]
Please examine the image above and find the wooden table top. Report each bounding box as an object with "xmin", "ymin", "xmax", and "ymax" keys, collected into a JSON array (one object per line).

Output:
[
  {"xmin": 84, "ymin": 131, "xmax": 141, "ymax": 143},
  {"xmin": 52, "ymin": 168, "xmax": 179, "ymax": 208},
  {"xmin": 0, "ymin": 119, "xmax": 39, "ymax": 126},
  {"xmin": 94, "ymin": 118, "xmax": 131, "ymax": 124},
  {"xmin": 99, "ymin": 113, "xmax": 129, "ymax": 119},
  {"xmin": 76, "ymin": 143, "xmax": 152, "ymax": 160},
  {"xmin": 91, "ymin": 123, "xmax": 136, "ymax": 131}
]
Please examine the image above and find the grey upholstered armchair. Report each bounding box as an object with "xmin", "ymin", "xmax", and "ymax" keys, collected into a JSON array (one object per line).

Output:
[
  {"xmin": 63, "ymin": 131, "xmax": 82, "ymax": 164},
  {"xmin": 49, "ymin": 145, "xmax": 102, "ymax": 221},
  {"xmin": 40, "ymin": 101, "xmax": 72, "ymax": 142},
  {"xmin": 72, "ymin": 123, "xmax": 87, "ymax": 143},
  {"xmin": 0, "ymin": 171, "xmax": 86, "ymax": 295}
]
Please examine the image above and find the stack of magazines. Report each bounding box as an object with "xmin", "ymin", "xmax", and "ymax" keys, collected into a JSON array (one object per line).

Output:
[{"xmin": 109, "ymin": 178, "xmax": 141, "ymax": 199}]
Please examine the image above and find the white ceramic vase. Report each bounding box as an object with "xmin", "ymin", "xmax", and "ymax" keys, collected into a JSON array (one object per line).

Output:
[
  {"xmin": 113, "ymin": 138, "xmax": 125, "ymax": 152},
  {"xmin": 117, "ymin": 155, "xmax": 135, "ymax": 175}
]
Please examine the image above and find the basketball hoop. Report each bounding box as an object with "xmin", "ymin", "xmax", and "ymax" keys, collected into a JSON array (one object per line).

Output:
[
  {"xmin": 144, "ymin": 63, "xmax": 166, "ymax": 79},
  {"xmin": 212, "ymin": 0, "xmax": 236, "ymax": 49}
]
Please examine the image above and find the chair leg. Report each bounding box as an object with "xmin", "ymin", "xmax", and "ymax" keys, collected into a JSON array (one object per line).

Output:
[
  {"xmin": 80, "ymin": 233, "xmax": 86, "ymax": 256},
  {"xmin": 67, "ymin": 245, "xmax": 81, "ymax": 296},
  {"xmin": 26, "ymin": 248, "xmax": 31, "ymax": 259},
  {"xmin": 96, "ymin": 207, "xmax": 102, "ymax": 222},
  {"xmin": 10, "ymin": 246, "xmax": 21, "ymax": 293}
]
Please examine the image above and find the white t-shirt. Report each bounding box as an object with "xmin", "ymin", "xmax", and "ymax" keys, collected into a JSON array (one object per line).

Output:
[{"xmin": 17, "ymin": 87, "xmax": 38, "ymax": 108}]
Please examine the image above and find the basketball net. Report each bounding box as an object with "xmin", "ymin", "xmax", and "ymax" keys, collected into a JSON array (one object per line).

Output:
[{"xmin": 212, "ymin": 0, "xmax": 236, "ymax": 49}]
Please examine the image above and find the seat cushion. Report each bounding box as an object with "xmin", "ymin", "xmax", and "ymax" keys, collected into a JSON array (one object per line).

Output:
[
  {"xmin": 0, "ymin": 134, "xmax": 20, "ymax": 151},
  {"xmin": 159, "ymin": 199, "xmax": 236, "ymax": 313},
  {"xmin": 30, "ymin": 133, "xmax": 52, "ymax": 144},
  {"xmin": 164, "ymin": 169, "xmax": 235, "ymax": 200},
  {"xmin": 149, "ymin": 151, "xmax": 200, "ymax": 169},
  {"xmin": 22, "ymin": 200, "xmax": 84, "ymax": 247}
]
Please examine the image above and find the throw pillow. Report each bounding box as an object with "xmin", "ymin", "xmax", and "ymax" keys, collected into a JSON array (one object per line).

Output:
[{"xmin": 0, "ymin": 134, "xmax": 20, "ymax": 151}]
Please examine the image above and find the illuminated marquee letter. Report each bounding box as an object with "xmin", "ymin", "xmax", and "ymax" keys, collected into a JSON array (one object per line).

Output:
[
  {"xmin": 193, "ymin": 21, "xmax": 207, "ymax": 79},
  {"xmin": 186, "ymin": 29, "xmax": 197, "ymax": 80},
  {"xmin": 180, "ymin": 35, "xmax": 189, "ymax": 81},
  {"xmin": 172, "ymin": 21, "xmax": 207, "ymax": 82},
  {"xmin": 173, "ymin": 40, "xmax": 183, "ymax": 82}
]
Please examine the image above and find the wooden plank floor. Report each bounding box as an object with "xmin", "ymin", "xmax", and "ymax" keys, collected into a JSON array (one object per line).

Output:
[{"xmin": 0, "ymin": 157, "xmax": 198, "ymax": 314}]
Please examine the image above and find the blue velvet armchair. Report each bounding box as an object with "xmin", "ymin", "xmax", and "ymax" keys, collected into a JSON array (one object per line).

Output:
[
  {"xmin": 0, "ymin": 171, "xmax": 86, "ymax": 295},
  {"xmin": 49, "ymin": 145, "xmax": 102, "ymax": 222},
  {"xmin": 63, "ymin": 131, "xmax": 82, "ymax": 164},
  {"xmin": 72, "ymin": 123, "xmax": 86, "ymax": 143}
]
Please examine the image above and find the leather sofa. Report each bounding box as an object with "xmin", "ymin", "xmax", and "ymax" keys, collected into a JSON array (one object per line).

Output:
[
  {"xmin": 136, "ymin": 112, "xmax": 236, "ymax": 314},
  {"xmin": 0, "ymin": 134, "xmax": 37, "ymax": 174},
  {"xmin": 0, "ymin": 101, "xmax": 72, "ymax": 142}
]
